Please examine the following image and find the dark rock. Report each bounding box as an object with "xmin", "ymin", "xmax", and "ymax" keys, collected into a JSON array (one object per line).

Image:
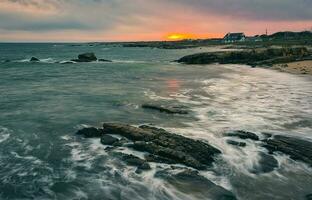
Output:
[
  {"xmin": 76, "ymin": 127, "xmax": 104, "ymax": 138},
  {"xmin": 227, "ymin": 140, "xmax": 246, "ymax": 147},
  {"xmin": 4, "ymin": 59, "xmax": 10, "ymax": 63},
  {"xmin": 263, "ymin": 135, "xmax": 312, "ymax": 166},
  {"xmin": 102, "ymin": 123, "xmax": 221, "ymax": 169},
  {"xmin": 100, "ymin": 135, "xmax": 119, "ymax": 145},
  {"xmin": 98, "ymin": 59, "xmax": 112, "ymax": 62},
  {"xmin": 306, "ymin": 194, "xmax": 312, "ymax": 200},
  {"xmin": 30, "ymin": 57, "xmax": 40, "ymax": 62},
  {"xmin": 142, "ymin": 104, "xmax": 188, "ymax": 114},
  {"xmin": 71, "ymin": 52, "xmax": 97, "ymax": 62},
  {"xmin": 155, "ymin": 169, "xmax": 237, "ymax": 200},
  {"xmin": 224, "ymin": 130, "xmax": 259, "ymax": 141},
  {"xmin": 176, "ymin": 47, "xmax": 310, "ymax": 66},
  {"xmin": 114, "ymin": 152, "xmax": 146, "ymax": 167},
  {"xmin": 250, "ymin": 152, "xmax": 278, "ymax": 174}
]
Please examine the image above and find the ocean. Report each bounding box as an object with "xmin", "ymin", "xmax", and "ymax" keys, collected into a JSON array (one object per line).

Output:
[{"xmin": 0, "ymin": 43, "xmax": 312, "ymax": 200}]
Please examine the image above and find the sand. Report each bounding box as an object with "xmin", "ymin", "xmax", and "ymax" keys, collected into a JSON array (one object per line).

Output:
[{"xmin": 272, "ymin": 60, "xmax": 312, "ymax": 75}]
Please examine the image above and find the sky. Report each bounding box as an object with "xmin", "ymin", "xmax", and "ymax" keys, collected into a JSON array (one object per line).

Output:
[{"xmin": 0, "ymin": 0, "xmax": 311, "ymax": 42}]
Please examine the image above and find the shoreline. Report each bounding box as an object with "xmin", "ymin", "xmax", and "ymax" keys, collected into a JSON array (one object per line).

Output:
[{"xmin": 271, "ymin": 60, "xmax": 312, "ymax": 75}]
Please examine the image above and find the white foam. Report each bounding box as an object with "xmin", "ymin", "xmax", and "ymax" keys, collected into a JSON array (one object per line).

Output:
[{"xmin": 0, "ymin": 127, "xmax": 11, "ymax": 143}]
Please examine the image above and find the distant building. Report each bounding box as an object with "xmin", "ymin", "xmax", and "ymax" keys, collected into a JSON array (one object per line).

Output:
[{"xmin": 223, "ymin": 33, "xmax": 246, "ymax": 43}]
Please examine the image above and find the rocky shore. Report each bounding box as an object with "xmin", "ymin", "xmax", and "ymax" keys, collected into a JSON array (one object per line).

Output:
[{"xmin": 176, "ymin": 47, "xmax": 312, "ymax": 74}]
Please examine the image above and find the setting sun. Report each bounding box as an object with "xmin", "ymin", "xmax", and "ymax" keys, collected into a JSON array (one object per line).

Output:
[{"xmin": 166, "ymin": 33, "xmax": 196, "ymax": 40}]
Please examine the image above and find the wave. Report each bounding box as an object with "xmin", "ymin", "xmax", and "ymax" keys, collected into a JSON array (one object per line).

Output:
[{"xmin": 0, "ymin": 126, "xmax": 11, "ymax": 143}]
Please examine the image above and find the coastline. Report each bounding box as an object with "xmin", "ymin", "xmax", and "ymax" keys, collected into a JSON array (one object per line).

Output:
[{"xmin": 271, "ymin": 60, "xmax": 312, "ymax": 75}]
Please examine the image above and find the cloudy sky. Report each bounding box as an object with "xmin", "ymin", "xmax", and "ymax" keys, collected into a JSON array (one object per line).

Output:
[{"xmin": 0, "ymin": 0, "xmax": 311, "ymax": 42}]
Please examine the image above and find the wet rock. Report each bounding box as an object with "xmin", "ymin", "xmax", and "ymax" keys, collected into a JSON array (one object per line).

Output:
[
  {"xmin": 155, "ymin": 169, "xmax": 237, "ymax": 200},
  {"xmin": 226, "ymin": 140, "xmax": 246, "ymax": 147},
  {"xmin": 142, "ymin": 104, "xmax": 188, "ymax": 114},
  {"xmin": 176, "ymin": 47, "xmax": 310, "ymax": 65},
  {"xmin": 30, "ymin": 57, "xmax": 40, "ymax": 62},
  {"xmin": 224, "ymin": 130, "xmax": 259, "ymax": 141},
  {"xmin": 250, "ymin": 152, "xmax": 278, "ymax": 174},
  {"xmin": 135, "ymin": 162, "xmax": 152, "ymax": 174},
  {"xmin": 306, "ymin": 194, "xmax": 312, "ymax": 200},
  {"xmin": 102, "ymin": 123, "xmax": 221, "ymax": 169},
  {"xmin": 76, "ymin": 127, "xmax": 104, "ymax": 138},
  {"xmin": 100, "ymin": 135, "xmax": 119, "ymax": 145},
  {"xmin": 71, "ymin": 52, "xmax": 97, "ymax": 62},
  {"xmin": 98, "ymin": 58, "xmax": 112, "ymax": 62},
  {"xmin": 113, "ymin": 152, "xmax": 149, "ymax": 169},
  {"xmin": 4, "ymin": 59, "xmax": 10, "ymax": 63},
  {"xmin": 263, "ymin": 135, "xmax": 312, "ymax": 166}
]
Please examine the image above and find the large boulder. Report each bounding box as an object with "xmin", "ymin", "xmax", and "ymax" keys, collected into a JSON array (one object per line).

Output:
[
  {"xmin": 263, "ymin": 135, "xmax": 312, "ymax": 166},
  {"xmin": 102, "ymin": 123, "xmax": 221, "ymax": 169},
  {"xmin": 250, "ymin": 152, "xmax": 278, "ymax": 174},
  {"xmin": 72, "ymin": 53, "xmax": 97, "ymax": 62},
  {"xmin": 100, "ymin": 135, "xmax": 119, "ymax": 145}
]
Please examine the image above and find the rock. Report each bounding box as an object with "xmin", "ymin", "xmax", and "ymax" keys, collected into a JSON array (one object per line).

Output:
[
  {"xmin": 250, "ymin": 152, "xmax": 278, "ymax": 174},
  {"xmin": 4, "ymin": 59, "xmax": 10, "ymax": 63},
  {"xmin": 306, "ymin": 194, "xmax": 312, "ymax": 200},
  {"xmin": 102, "ymin": 123, "xmax": 221, "ymax": 169},
  {"xmin": 100, "ymin": 135, "xmax": 119, "ymax": 145},
  {"xmin": 71, "ymin": 53, "xmax": 97, "ymax": 62},
  {"xmin": 30, "ymin": 57, "xmax": 40, "ymax": 62},
  {"xmin": 224, "ymin": 130, "xmax": 259, "ymax": 141},
  {"xmin": 142, "ymin": 104, "xmax": 188, "ymax": 114},
  {"xmin": 114, "ymin": 152, "xmax": 145, "ymax": 166},
  {"xmin": 226, "ymin": 140, "xmax": 246, "ymax": 147},
  {"xmin": 98, "ymin": 59, "xmax": 112, "ymax": 62},
  {"xmin": 155, "ymin": 169, "xmax": 237, "ymax": 200},
  {"xmin": 176, "ymin": 47, "xmax": 310, "ymax": 66},
  {"xmin": 263, "ymin": 135, "xmax": 312, "ymax": 166},
  {"xmin": 76, "ymin": 127, "xmax": 104, "ymax": 138}
]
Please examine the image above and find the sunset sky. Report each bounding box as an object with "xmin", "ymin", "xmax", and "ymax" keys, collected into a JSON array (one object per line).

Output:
[{"xmin": 0, "ymin": 0, "xmax": 311, "ymax": 42}]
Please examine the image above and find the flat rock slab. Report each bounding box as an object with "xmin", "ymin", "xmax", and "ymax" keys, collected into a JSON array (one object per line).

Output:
[
  {"xmin": 224, "ymin": 130, "xmax": 259, "ymax": 141},
  {"xmin": 155, "ymin": 169, "xmax": 237, "ymax": 200},
  {"xmin": 102, "ymin": 123, "xmax": 221, "ymax": 169},
  {"xmin": 263, "ymin": 135, "xmax": 312, "ymax": 167},
  {"xmin": 142, "ymin": 104, "xmax": 188, "ymax": 114}
]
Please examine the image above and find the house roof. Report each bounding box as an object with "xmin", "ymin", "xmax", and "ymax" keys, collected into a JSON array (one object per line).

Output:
[{"xmin": 224, "ymin": 33, "xmax": 245, "ymax": 40}]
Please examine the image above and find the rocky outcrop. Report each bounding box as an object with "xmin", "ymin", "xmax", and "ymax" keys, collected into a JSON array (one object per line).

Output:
[
  {"xmin": 155, "ymin": 169, "xmax": 237, "ymax": 200},
  {"xmin": 101, "ymin": 123, "xmax": 221, "ymax": 169},
  {"xmin": 142, "ymin": 104, "xmax": 188, "ymax": 114},
  {"xmin": 71, "ymin": 53, "xmax": 97, "ymax": 62},
  {"xmin": 76, "ymin": 123, "xmax": 221, "ymax": 170},
  {"xmin": 226, "ymin": 140, "xmax": 246, "ymax": 147},
  {"xmin": 263, "ymin": 135, "xmax": 312, "ymax": 166},
  {"xmin": 30, "ymin": 57, "xmax": 40, "ymax": 62},
  {"xmin": 176, "ymin": 47, "xmax": 311, "ymax": 66}
]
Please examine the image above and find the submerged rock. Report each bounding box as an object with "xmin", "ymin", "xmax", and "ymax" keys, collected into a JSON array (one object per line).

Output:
[
  {"xmin": 224, "ymin": 130, "xmax": 259, "ymax": 141},
  {"xmin": 71, "ymin": 52, "xmax": 97, "ymax": 62},
  {"xmin": 100, "ymin": 135, "xmax": 119, "ymax": 145},
  {"xmin": 226, "ymin": 140, "xmax": 246, "ymax": 147},
  {"xmin": 155, "ymin": 169, "xmax": 237, "ymax": 200},
  {"xmin": 76, "ymin": 127, "xmax": 104, "ymax": 138},
  {"xmin": 263, "ymin": 135, "xmax": 312, "ymax": 166},
  {"xmin": 98, "ymin": 58, "xmax": 112, "ymax": 62},
  {"xmin": 30, "ymin": 57, "xmax": 40, "ymax": 62},
  {"xmin": 142, "ymin": 104, "xmax": 188, "ymax": 114},
  {"xmin": 250, "ymin": 152, "xmax": 278, "ymax": 174},
  {"xmin": 306, "ymin": 194, "xmax": 312, "ymax": 200},
  {"xmin": 102, "ymin": 123, "xmax": 221, "ymax": 169}
]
